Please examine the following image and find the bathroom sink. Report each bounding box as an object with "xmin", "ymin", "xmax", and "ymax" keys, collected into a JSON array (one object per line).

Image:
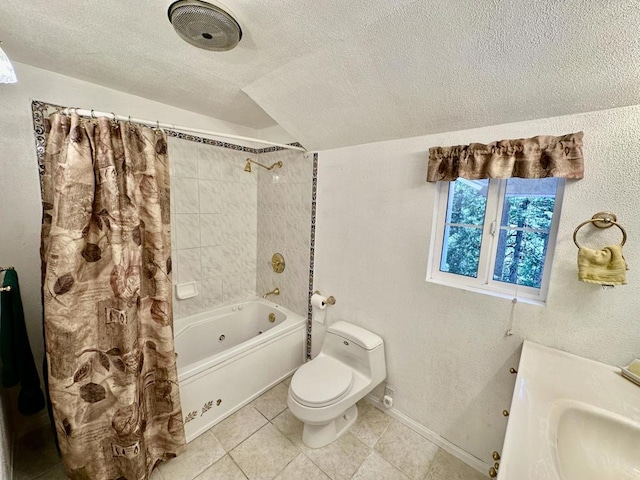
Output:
[
  {"xmin": 497, "ymin": 342, "xmax": 640, "ymax": 480},
  {"xmin": 555, "ymin": 400, "xmax": 640, "ymax": 480}
]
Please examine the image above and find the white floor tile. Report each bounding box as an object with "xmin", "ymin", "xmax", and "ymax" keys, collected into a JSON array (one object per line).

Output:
[
  {"xmin": 274, "ymin": 453, "xmax": 329, "ymax": 480},
  {"xmin": 195, "ymin": 454, "xmax": 248, "ymax": 480},
  {"xmin": 352, "ymin": 451, "xmax": 410, "ymax": 480},
  {"xmin": 251, "ymin": 383, "xmax": 289, "ymax": 420},
  {"xmin": 211, "ymin": 405, "xmax": 268, "ymax": 451},
  {"xmin": 229, "ymin": 424, "xmax": 299, "ymax": 480},
  {"xmin": 157, "ymin": 430, "xmax": 225, "ymax": 480},
  {"xmin": 374, "ymin": 421, "xmax": 440, "ymax": 479},
  {"xmin": 300, "ymin": 433, "xmax": 369, "ymax": 480}
]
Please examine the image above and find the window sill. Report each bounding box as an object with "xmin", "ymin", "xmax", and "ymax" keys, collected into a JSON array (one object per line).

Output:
[{"xmin": 425, "ymin": 277, "xmax": 546, "ymax": 307}]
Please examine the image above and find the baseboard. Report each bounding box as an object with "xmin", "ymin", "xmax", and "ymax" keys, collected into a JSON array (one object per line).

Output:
[{"xmin": 365, "ymin": 394, "xmax": 490, "ymax": 477}]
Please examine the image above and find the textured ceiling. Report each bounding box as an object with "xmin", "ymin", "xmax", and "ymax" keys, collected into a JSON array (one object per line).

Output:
[{"xmin": 2, "ymin": 1, "xmax": 640, "ymax": 149}]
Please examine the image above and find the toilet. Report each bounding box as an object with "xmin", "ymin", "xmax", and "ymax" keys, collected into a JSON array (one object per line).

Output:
[{"xmin": 287, "ymin": 321, "xmax": 386, "ymax": 448}]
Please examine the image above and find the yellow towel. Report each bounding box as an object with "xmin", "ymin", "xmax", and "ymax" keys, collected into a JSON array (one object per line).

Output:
[{"xmin": 577, "ymin": 245, "xmax": 628, "ymax": 285}]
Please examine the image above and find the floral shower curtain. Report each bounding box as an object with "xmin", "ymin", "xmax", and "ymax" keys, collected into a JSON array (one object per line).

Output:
[{"xmin": 40, "ymin": 113, "xmax": 185, "ymax": 479}]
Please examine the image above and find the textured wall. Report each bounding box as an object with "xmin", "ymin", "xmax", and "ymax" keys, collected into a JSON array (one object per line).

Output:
[
  {"xmin": 256, "ymin": 150, "xmax": 313, "ymax": 316},
  {"xmin": 169, "ymin": 138, "xmax": 259, "ymax": 318},
  {"xmin": 313, "ymin": 104, "xmax": 640, "ymax": 464}
]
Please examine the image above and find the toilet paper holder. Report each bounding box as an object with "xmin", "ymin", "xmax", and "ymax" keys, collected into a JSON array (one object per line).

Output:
[{"xmin": 313, "ymin": 291, "xmax": 336, "ymax": 306}]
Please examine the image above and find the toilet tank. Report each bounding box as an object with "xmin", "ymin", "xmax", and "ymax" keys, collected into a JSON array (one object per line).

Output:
[{"xmin": 322, "ymin": 322, "xmax": 386, "ymax": 382}]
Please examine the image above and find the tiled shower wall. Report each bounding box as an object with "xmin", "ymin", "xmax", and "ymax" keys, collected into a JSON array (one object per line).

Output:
[
  {"xmin": 256, "ymin": 150, "xmax": 313, "ymax": 316},
  {"xmin": 169, "ymin": 138, "xmax": 258, "ymax": 319},
  {"xmin": 169, "ymin": 137, "xmax": 312, "ymax": 320}
]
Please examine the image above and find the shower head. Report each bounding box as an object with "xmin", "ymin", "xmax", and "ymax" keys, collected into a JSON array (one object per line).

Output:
[
  {"xmin": 168, "ymin": 0, "xmax": 242, "ymax": 51},
  {"xmin": 243, "ymin": 158, "xmax": 283, "ymax": 173}
]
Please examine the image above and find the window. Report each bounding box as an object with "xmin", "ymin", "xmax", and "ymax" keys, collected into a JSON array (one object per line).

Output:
[{"xmin": 427, "ymin": 177, "xmax": 564, "ymax": 305}]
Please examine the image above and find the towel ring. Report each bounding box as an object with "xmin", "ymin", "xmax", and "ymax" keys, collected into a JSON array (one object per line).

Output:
[{"xmin": 573, "ymin": 212, "xmax": 627, "ymax": 248}]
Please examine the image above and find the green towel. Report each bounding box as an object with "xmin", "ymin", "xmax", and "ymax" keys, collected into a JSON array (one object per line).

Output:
[{"xmin": 1, "ymin": 269, "xmax": 45, "ymax": 416}]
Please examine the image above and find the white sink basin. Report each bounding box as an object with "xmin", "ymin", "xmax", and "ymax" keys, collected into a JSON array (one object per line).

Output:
[
  {"xmin": 497, "ymin": 341, "xmax": 640, "ymax": 480},
  {"xmin": 555, "ymin": 400, "xmax": 640, "ymax": 480}
]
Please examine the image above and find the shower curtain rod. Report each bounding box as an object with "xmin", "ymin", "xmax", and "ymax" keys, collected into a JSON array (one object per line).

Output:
[{"xmin": 59, "ymin": 108, "xmax": 307, "ymax": 153}]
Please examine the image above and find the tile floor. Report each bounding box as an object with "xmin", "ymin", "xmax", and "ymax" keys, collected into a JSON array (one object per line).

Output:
[{"xmin": 13, "ymin": 378, "xmax": 487, "ymax": 480}]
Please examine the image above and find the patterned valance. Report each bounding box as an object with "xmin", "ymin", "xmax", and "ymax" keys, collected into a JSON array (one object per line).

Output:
[{"xmin": 426, "ymin": 131, "xmax": 584, "ymax": 182}]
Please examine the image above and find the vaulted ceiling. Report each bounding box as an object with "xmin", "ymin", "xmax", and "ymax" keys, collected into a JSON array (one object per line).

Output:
[{"xmin": 2, "ymin": 1, "xmax": 640, "ymax": 150}]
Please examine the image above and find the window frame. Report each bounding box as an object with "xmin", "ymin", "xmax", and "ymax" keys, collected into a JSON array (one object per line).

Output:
[{"xmin": 426, "ymin": 177, "xmax": 565, "ymax": 305}]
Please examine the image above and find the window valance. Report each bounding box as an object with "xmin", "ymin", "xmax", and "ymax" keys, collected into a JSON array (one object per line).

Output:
[{"xmin": 426, "ymin": 131, "xmax": 584, "ymax": 182}]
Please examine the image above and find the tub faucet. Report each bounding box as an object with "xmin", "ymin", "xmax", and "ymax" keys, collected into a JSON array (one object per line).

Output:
[{"xmin": 263, "ymin": 287, "xmax": 280, "ymax": 299}]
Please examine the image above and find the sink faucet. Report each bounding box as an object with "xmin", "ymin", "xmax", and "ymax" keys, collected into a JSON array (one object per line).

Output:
[{"xmin": 263, "ymin": 287, "xmax": 280, "ymax": 299}]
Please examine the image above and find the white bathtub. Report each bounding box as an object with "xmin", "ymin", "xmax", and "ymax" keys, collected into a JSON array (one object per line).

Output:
[{"xmin": 174, "ymin": 298, "xmax": 306, "ymax": 441}]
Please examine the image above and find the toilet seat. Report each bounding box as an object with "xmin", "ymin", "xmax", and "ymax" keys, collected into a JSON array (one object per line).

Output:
[{"xmin": 290, "ymin": 357, "xmax": 353, "ymax": 408}]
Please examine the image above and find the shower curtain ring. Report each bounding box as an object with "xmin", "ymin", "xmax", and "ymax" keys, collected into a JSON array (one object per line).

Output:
[
  {"xmin": 111, "ymin": 112, "xmax": 118, "ymax": 128},
  {"xmin": 90, "ymin": 109, "xmax": 97, "ymax": 125}
]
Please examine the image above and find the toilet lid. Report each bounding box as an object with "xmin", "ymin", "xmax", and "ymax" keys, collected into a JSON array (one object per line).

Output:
[{"xmin": 290, "ymin": 357, "xmax": 353, "ymax": 407}]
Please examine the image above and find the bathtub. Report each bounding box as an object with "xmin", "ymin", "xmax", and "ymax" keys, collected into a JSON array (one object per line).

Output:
[{"xmin": 174, "ymin": 298, "xmax": 306, "ymax": 441}]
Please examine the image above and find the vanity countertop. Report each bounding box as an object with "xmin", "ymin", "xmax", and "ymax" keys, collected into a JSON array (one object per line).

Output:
[{"xmin": 498, "ymin": 340, "xmax": 640, "ymax": 479}]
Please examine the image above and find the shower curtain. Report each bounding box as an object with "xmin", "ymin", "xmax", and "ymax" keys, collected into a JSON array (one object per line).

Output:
[{"xmin": 40, "ymin": 113, "xmax": 186, "ymax": 479}]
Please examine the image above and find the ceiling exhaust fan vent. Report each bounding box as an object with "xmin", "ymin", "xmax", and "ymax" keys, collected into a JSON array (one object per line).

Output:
[{"xmin": 168, "ymin": 0, "xmax": 242, "ymax": 51}]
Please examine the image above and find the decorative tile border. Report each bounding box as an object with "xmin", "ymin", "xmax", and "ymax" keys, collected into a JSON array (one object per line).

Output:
[
  {"xmin": 307, "ymin": 153, "xmax": 318, "ymax": 360},
  {"xmin": 31, "ymin": 100, "xmax": 50, "ymax": 181},
  {"xmin": 31, "ymin": 100, "xmax": 317, "ymax": 360},
  {"xmin": 163, "ymin": 130, "xmax": 304, "ymax": 155},
  {"xmin": 31, "ymin": 100, "xmax": 304, "ymax": 165}
]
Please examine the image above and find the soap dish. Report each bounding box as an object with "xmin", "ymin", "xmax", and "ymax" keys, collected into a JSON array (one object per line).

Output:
[
  {"xmin": 176, "ymin": 282, "xmax": 198, "ymax": 300},
  {"xmin": 620, "ymin": 359, "xmax": 640, "ymax": 387}
]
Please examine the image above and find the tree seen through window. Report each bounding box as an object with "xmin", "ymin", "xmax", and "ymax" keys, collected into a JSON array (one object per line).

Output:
[{"xmin": 440, "ymin": 177, "xmax": 559, "ymax": 288}]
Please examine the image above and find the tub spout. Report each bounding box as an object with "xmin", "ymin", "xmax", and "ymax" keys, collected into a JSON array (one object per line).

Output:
[{"xmin": 263, "ymin": 287, "xmax": 280, "ymax": 299}]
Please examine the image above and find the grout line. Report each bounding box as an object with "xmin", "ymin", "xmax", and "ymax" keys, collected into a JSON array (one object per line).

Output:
[
  {"xmin": 365, "ymin": 395, "xmax": 490, "ymax": 476},
  {"xmin": 295, "ymin": 432, "xmax": 373, "ymax": 480},
  {"xmin": 302, "ymin": 451, "xmax": 333, "ymax": 480},
  {"xmin": 227, "ymin": 419, "xmax": 270, "ymax": 456},
  {"xmin": 350, "ymin": 451, "xmax": 376, "ymax": 480},
  {"xmin": 227, "ymin": 449, "xmax": 250, "ymax": 480},
  {"xmin": 361, "ymin": 402, "xmax": 463, "ymax": 479},
  {"xmin": 349, "ymin": 429, "xmax": 371, "ymax": 451},
  {"xmin": 274, "ymin": 449, "xmax": 300, "ymax": 478},
  {"xmin": 31, "ymin": 463, "xmax": 61, "ymax": 480},
  {"xmin": 227, "ymin": 454, "xmax": 250, "ymax": 480},
  {"xmin": 348, "ymin": 441, "xmax": 370, "ymax": 480},
  {"xmin": 371, "ymin": 412, "xmax": 394, "ymax": 450},
  {"xmin": 253, "ymin": 404, "xmax": 271, "ymax": 423}
]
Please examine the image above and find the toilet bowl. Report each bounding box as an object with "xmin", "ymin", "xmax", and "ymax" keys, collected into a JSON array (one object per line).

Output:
[{"xmin": 287, "ymin": 321, "xmax": 386, "ymax": 448}]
